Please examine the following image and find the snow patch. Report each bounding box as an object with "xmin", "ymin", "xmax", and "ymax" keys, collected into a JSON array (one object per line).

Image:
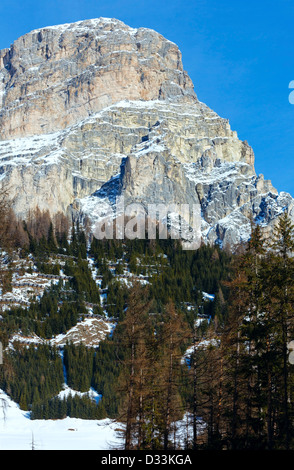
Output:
[{"xmin": 0, "ymin": 389, "xmax": 119, "ymax": 450}]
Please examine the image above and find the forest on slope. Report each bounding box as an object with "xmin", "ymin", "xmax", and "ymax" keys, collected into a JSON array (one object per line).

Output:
[{"xmin": 0, "ymin": 195, "xmax": 294, "ymax": 450}]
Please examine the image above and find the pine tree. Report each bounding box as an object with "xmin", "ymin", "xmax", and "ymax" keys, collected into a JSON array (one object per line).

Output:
[{"xmin": 267, "ymin": 212, "xmax": 294, "ymax": 448}]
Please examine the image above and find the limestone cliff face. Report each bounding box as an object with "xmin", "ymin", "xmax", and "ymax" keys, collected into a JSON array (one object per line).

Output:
[
  {"xmin": 0, "ymin": 18, "xmax": 196, "ymax": 140},
  {"xmin": 0, "ymin": 18, "xmax": 293, "ymax": 249}
]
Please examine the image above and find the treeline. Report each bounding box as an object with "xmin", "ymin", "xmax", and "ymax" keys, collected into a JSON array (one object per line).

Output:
[{"xmin": 31, "ymin": 393, "xmax": 106, "ymax": 420}]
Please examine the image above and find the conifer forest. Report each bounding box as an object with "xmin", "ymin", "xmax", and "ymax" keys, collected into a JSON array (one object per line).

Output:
[{"xmin": 1, "ymin": 199, "xmax": 294, "ymax": 451}]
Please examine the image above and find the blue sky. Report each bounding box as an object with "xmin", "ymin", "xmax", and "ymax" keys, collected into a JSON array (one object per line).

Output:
[{"xmin": 0, "ymin": 0, "xmax": 293, "ymax": 195}]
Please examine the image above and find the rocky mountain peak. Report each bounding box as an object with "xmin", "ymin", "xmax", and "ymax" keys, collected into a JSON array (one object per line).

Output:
[
  {"xmin": 0, "ymin": 18, "xmax": 293, "ymax": 250},
  {"xmin": 0, "ymin": 17, "xmax": 196, "ymax": 140}
]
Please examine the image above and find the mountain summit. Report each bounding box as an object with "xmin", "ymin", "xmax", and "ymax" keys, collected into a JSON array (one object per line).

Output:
[
  {"xmin": 0, "ymin": 18, "xmax": 293, "ymax": 248},
  {"xmin": 0, "ymin": 17, "xmax": 196, "ymax": 140}
]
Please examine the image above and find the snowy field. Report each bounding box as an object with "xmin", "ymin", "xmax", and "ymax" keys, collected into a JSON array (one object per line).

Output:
[
  {"xmin": 0, "ymin": 389, "xmax": 121, "ymax": 450},
  {"xmin": 0, "ymin": 388, "xmax": 204, "ymax": 451}
]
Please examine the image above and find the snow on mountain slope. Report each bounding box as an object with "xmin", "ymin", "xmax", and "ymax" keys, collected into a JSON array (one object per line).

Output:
[
  {"xmin": 52, "ymin": 317, "xmax": 115, "ymax": 347},
  {"xmin": 0, "ymin": 389, "xmax": 120, "ymax": 450},
  {"xmin": 1, "ymin": 17, "xmax": 293, "ymax": 249},
  {"xmin": 7, "ymin": 316, "xmax": 115, "ymax": 350}
]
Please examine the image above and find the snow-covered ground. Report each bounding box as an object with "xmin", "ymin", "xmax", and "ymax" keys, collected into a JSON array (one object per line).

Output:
[
  {"xmin": 0, "ymin": 389, "xmax": 121, "ymax": 450},
  {"xmin": 7, "ymin": 316, "xmax": 116, "ymax": 349},
  {"xmin": 181, "ymin": 338, "xmax": 220, "ymax": 365},
  {"xmin": 0, "ymin": 389, "xmax": 205, "ymax": 450}
]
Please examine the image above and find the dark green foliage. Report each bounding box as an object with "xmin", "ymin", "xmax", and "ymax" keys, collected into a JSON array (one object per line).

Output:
[
  {"xmin": 106, "ymin": 280, "xmax": 128, "ymax": 318},
  {"xmin": 31, "ymin": 394, "xmax": 107, "ymax": 420},
  {"xmin": 64, "ymin": 255, "xmax": 101, "ymax": 303},
  {"xmin": 90, "ymin": 237, "xmax": 124, "ymax": 262},
  {"xmin": 63, "ymin": 342, "xmax": 94, "ymax": 392},
  {"xmin": 67, "ymin": 222, "xmax": 87, "ymax": 259},
  {"xmin": 92, "ymin": 331, "xmax": 126, "ymax": 418},
  {"xmin": 35, "ymin": 260, "xmax": 61, "ymax": 275},
  {"xmin": 0, "ymin": 343, "xmax": 64, "ymax": 411},
  {"xmin": 89, "ymin": 236, "xmax": 231, "ymax": 318}
]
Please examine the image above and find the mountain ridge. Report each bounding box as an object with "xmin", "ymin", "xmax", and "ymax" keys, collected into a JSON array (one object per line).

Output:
[{"xmin": 0, "ymin": 17, "xmax": 293, "ymax": 249}]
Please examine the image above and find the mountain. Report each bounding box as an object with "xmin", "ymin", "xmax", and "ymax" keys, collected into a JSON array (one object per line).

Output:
[{"xmin": 0, "ymin": 17, "xmax": 293, "ymax": 249}]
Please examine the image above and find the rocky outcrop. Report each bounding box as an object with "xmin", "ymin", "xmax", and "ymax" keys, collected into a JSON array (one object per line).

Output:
[
  {"xmin": 0, "ymin": 18, "xmax": 293, "ymax": 249},
  {"xmin": 0, "ymin": 18, "xmax": 196, "ymax": 140}
]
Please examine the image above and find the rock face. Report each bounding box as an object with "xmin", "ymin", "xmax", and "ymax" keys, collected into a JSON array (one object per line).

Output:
[
  {"xmin": 0, "ymin": 18, "xmax": 195, "ymax": 140},
  {"xmin": 0, "ymin": 18, "xmax": 293, "ymax": 249}
]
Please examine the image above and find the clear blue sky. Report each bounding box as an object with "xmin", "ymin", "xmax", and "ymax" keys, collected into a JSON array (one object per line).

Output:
[{"xmin": 0, "ymin": 0, "xmax": 293, "ymax": 195}]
